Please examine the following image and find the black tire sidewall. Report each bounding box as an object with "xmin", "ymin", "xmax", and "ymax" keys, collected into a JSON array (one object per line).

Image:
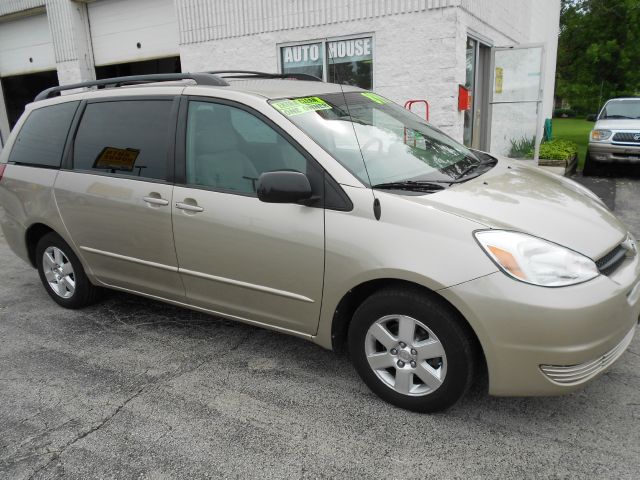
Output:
[
  {"xmin": 348, "ymin": 289, "xmax": 473, "ymax": 413},
  {"xmin": 583, "ymin": 149, "xmax": 600, "ymax": 176},
  {"xmin": 35, "ymin": 232, "xmax": 95, "ymax": 309}
]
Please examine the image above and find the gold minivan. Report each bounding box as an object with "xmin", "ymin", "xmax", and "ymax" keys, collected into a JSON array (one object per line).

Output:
[{"xmin": 0, "ymin": 72, "xmax": 638, "ymax": 412}]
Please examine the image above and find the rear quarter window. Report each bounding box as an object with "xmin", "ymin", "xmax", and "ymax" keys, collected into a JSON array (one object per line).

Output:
[
  {"xmin": 73, "ymin": 100, "xmax": 173, "ymax": 181},
  {"xmin": 8, "ymin": 101, "xmax": 79, "ymax": 168}
]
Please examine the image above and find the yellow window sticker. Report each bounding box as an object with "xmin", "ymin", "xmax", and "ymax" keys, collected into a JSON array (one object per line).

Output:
[
  {"xmin": 272, "ymin": 97, "xmax": 332, "ymax": 116},
  {"xmin": 361, "ymin": 92, "xmax": 387, "ymax": 104},
  {"xmin": 93, "ymin": 147, "xmax": 140, "ymax": 171},
  {"xmin": 495, "ymin": 67, "xmax": 504, "ymax": 94}
]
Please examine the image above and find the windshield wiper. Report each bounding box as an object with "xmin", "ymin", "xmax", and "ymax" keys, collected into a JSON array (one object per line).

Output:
[
  {"xmin": 455, "ymin": 157, "xmax": 498, "ymax": 180},
  {"xmin": 372, "ymin": 181, "xmax": 445, "ymax": 192},
  {"xmin": 604, "ymin": 115, "xmax": 634, "ymax": 119}
]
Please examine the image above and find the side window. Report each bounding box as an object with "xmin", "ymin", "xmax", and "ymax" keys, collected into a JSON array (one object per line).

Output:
[
  {"xmin": 186, "ymin": 101, "xmax": 308, "ymax": 194},
  {"xmin": 9, "ymin": 101, "xmax": 79, "ymax": 168},
  {"xmin": 73, "ymin": 100, "xmax": 173, "ymax": 181}
]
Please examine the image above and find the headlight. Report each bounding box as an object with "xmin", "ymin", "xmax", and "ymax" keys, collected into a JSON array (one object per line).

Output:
[
  {"xmin": 590, "ymin": 129, "xmax": 612, "ymax": 141},
  {"xmin": 475, "ymin": 230, "xmax": 599, "ymax": 287}
]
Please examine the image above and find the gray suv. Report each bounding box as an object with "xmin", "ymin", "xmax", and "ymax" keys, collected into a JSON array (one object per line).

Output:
[{"xmin": 585, "ymin": 97, "xmax": 640, "ymax": 175}]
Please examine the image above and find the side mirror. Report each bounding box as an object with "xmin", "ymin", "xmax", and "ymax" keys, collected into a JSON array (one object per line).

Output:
[{"xmin": 257, "ymin": 171, "xmax": 313, "ymax": 204}]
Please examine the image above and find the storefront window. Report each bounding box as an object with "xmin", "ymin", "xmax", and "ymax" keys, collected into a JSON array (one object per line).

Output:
[
  {"xmin": 327, "ymin": 37, "xmax": 372, "ymax": 89},
  {"xmin": 281, "ymin": 42, "xmax": 324, "ymax": 80},
  {"xmin": 280, "ymin": 36, "xmax": 373, "ymax": 89}
]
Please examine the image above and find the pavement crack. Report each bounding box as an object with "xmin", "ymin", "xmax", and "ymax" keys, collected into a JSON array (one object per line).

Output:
[
  {"xmin": 228, "ymin": 330, "xmax": 254, "ymax": 353},
  {"xmin": 157, "ymin": 330, "xmax": 254, "ymax": 386},
  {"xmin": 25, "ymin": 385, "xmax": 147, "ymax": 480}
]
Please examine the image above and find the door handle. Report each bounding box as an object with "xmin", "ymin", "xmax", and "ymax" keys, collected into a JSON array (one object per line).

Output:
[
  {"xmin": 175, "ymin": 202, "xmax": 204, "ymax": 213},
  {"xmin": 143, "ymin": 196, "xmax": 169, "ymax": 206}
]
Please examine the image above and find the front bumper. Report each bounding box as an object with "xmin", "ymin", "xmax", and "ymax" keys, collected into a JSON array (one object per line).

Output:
[
  {"xmin": 540, "ymin": 325, "xmax": 635, "ymax": 385},
  {"xmin": 440, "ymin": 253, "xmax": 640, "ymax": 396},
  {"xmin": 588, "ymin": 142, "xmax": 640, "ymax": 163}
]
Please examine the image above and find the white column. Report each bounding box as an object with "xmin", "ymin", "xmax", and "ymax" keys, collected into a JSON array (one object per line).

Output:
[
  {"xmin": 0, "ymin": 80, "xmax": 10, "ymax": 148},
  {"xmin": 46, "ymin": 0, "xmax": 95, "ymax": 86}
]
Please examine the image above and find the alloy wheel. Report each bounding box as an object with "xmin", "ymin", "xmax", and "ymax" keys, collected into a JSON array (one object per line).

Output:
[
  {"xmin": 42, "ymin": 246, "xmax": 76, "ymax": 299},
  {"xmin": 364, "ymin": 314, "xmax": 447, "ymax": 396}
]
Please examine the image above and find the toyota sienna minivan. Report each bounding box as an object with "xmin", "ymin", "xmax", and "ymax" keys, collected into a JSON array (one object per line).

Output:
[{"xmin": 0, "ymin": 71, "xmax": 638, "ymax": 412}]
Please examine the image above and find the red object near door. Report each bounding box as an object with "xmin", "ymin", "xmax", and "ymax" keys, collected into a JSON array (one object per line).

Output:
[
  {"xmin": 403, "ymin": 99, "xmax": 430, "ymax": 121},
  {"xmin": 458, "ymin": 85, "xmax": 472, "ymax": 111}
]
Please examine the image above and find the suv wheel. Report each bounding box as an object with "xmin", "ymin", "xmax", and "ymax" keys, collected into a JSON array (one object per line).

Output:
[
  {"xmin": 582, "ymin": 150, "xmax": 602, "ymax": 176},
  {"xmin": 348, "ymin": 288, "xmax": 475, "ymax": 413},
  {"xmin": 35, "ymin": 232, "xmax": 101, "ymax": 308}
]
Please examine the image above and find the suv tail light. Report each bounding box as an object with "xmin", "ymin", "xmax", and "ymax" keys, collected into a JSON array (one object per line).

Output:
[{"xmin": 0, "ymin": 164, "xmax": 5, "ymax": 182}]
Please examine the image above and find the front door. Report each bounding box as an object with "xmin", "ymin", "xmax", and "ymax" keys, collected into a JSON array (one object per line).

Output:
[
  {"xmin": 171, "ymin": 98, "xmax": 325, "ymax": 335},
  {"xmin": 55, "ymin": 98, "xmax": 184, "ymax": 300},
  {"xmin": 488, "ymin": 44, "xmax": 545, "ymax": 159}
]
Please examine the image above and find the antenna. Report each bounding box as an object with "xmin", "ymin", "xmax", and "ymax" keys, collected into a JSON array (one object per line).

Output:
[{"xmin": 327, "ymin": 38, "xmax": 380, "ymax": 219}]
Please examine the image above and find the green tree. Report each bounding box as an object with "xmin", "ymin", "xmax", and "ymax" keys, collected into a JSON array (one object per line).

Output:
[{"xmin": 556, "ymin": 0, "xmax": 640, "ymax": 114}]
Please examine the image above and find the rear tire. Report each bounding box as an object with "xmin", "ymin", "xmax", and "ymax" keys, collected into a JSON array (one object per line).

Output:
[
  {"xmin": 35, "ymin": 232, "xmax": 101, "ymax": 309},
  {"xmin": 348, "ymin": 287, "xmax": 475, "ymax": 413}
]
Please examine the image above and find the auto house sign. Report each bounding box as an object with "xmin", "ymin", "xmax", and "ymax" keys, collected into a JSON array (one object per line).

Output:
[{"xmin": 282, "ymin": 38, "xmax": 373, "ymax": 68}]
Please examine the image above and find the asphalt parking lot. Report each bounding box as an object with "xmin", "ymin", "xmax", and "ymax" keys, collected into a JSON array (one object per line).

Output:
[{"xmin": 1, "ymin": 174, "xmax": 639, "ymax": 479}]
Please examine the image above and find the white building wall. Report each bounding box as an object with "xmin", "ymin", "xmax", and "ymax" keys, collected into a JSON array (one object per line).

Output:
[
  {"xmin": 174, "ymin": 0, "xmax": 458, "ymax": 44},
  {"xmin": 179, "ymin": 8, "xmax": 462, "ymax": 136},
  {"xmin": 0, "ymin": 0, "xmax": 560, "ymax": 145}
]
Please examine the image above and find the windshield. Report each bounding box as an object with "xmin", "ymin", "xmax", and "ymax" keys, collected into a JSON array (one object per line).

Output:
[
  {"xmin": 600, "ymin": 99, "xmax": 640, "ymax": 119},
  {"xmin": 270, "ymin": 92, "xmax": 484, "ymax": 187}
]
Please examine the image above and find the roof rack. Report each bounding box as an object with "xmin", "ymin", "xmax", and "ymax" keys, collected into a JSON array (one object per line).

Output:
[
  {"xmin": 34, "ymin": 73, "xmax": 229, "ymax": 101},
  {"xmin": 207, "ymin": 70, "xmax": 322, "ymax": 82}
]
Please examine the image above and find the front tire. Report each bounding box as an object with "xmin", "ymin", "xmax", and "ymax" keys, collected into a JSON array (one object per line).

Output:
[
  {"xmin": 35, "ymin": 232, "xmax": 101, "ymax": 309},
  {"xmin": 348, "ymin": 288, "xmax": 475, "ymax": 413},
  {"xmin": 582, "ymin": 150, "xmax": 602, "ymax": 176}
]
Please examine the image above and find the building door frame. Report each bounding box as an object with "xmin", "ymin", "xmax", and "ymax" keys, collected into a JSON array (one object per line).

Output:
[{"xmin": 464, "ymin": 32, "xmax": 492, "ymax": 151}]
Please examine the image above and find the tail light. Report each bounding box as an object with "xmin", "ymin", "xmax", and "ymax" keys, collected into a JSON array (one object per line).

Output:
[{"xmin": 0, "ymin": 164, "xmax": 5, "ymax": 182}]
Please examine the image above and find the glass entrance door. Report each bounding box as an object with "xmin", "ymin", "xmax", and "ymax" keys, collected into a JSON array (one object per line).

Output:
[{"xmin": 488, "ymin": 45, "xmax": 545, "ymax": 159}]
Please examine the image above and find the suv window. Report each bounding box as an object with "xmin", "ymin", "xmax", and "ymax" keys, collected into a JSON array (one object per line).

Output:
[
  {"xmin": 73, "ymin": 100, "xmax": 173, "ymax": 181},
  {"xmin": 9, "ymin": 101, "xmax": 79, "ymax": 168},
  {"xmin": 186, "ymin": 101, "xmax": 308, "ymax": 194}
]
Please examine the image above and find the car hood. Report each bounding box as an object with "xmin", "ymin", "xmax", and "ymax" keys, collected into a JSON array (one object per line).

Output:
[
  {"xmin": 594, "ymin": 119, "xmax": 640, "ymax": 130},
  {"xmin": 408, "ymin": 159, "xmax": 628, "ymax": 259}
]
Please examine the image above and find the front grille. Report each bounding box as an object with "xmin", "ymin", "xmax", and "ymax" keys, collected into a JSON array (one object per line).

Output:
[
  {"xmin": 612, "ymin": 132, "xmax": 640, "ymax": 143},
  {"xmin": 540, "ymin": 326, "xmax": 635, "ymax": 385},
  {"xmin": 596, "ymin": 244, "xmax": 627, "ymax": 275}
]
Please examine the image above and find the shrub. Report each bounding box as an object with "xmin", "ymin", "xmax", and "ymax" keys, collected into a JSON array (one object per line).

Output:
[
  {"xmin": 508, "ymin": 137, "xmax": 536, "ymax": 159},
  {"xmin": 553, "ymin": 108, "xmax": 577, "ymax": 118},
  {"xmin": 536, "ymin": 139, "xmax": 578, "ymax": 161}
]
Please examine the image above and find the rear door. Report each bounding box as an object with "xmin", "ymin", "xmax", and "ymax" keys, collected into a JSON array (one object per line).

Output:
[
  {"xmin": 171, "ymin": 97, "xmax": 326, "ymax": 335},
  {"xmin": 54, "ymin": 96, "xmax": 184, "ymax": 301}
]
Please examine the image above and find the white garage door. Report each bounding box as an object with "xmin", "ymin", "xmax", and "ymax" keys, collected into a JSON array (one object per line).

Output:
[
  {"xmin": 89, "ymin": 0, "xmax": 179, "ymax": 66},
  {"xmin": 0, "ymin": 13, "xmax": 56, "ymax": 76}
]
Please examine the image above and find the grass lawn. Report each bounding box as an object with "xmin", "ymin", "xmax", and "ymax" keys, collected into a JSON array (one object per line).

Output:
[{"xmin": 552, "ymin": 118, "xmax": 593, "ymax": 170}]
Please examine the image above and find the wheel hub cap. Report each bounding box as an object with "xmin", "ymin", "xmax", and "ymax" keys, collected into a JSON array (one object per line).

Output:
[
  {"xmin": 398, "ymin": 349, "xmax": 413, "ymax": 363},
  {"xmin": 42, "ymin": 247, "xmax": 76, "ymax": 299},
  {"xmin": 364, "ymin": 314, "xmax": 447, "ymax": 396}
]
